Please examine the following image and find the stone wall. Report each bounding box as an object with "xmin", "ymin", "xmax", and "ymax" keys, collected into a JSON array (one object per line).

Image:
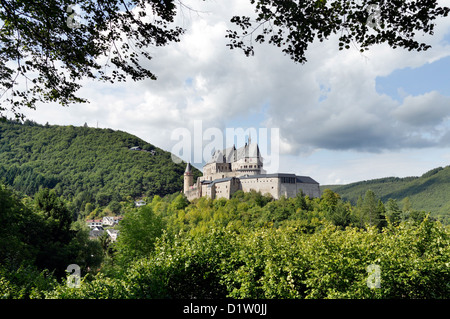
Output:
[
  {"xmin": 240, "ymin": 176, "xmax": 280, "ymax": 199},
  {"xmin": 185, "ymin": 186, "xmax": 200, "ymax": 201},
  {"xmin": 296, "ymin": 183, "xmax": 321, "ymax": 198}
]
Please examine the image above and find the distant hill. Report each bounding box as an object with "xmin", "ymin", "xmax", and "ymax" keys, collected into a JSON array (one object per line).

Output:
[
  {"xmin": 0, "ymin": 120, "xmax": 201, "ymax": 211},
  {"xmin": 322, "ymin": 166, "xmax": 450, "ymax": 223}
]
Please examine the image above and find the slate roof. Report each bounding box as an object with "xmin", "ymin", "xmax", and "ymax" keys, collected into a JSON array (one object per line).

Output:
[
  {"xmin": 208, "ymin": 142, "xmax": 261, "ymax": 164},
  {"xmin": 239, "ymin": 173, "xmax": 319, "ymax": 184}
]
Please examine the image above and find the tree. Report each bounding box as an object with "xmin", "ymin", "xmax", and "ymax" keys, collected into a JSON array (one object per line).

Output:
[
  {"xmin": 321, "ymin": 189, "xmax": 350, "ymax": 228},
  {"xmin": 386, "ymin": 198, "xmax": 401, "ymax": 226},
  {"xmin": 227, "ymin": 0, "xmax": 450, "ymax": 63},
  {"xmin": 108, "ymin": 200, "xmax": 122, "ymax": 214},
  {"xmin": 34, "ymin": 187, "xmax": 73, "ymax": 242},
  {"xmin": 321, "ymin": 189, "xmax": 341, "ymax": 209},
  {"xmin": 2, "ymin": 1, "xmax": 449, "ymax": 119},
  {"xmin": 358, "ymin": 189, "xmax": 385, "ymax": 228},
  {"xmin": 33, "ymin": 188, "xmax": 77, "ymax": 276},
  {"xmin": 0, "ymin": 0, "xmax": 183, "ymax": 119},
  {"xmin": 115, "ymin": 205, "xmax": 165, "ymax": 265}
]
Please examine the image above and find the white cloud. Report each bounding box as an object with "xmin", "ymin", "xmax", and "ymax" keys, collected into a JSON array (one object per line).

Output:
[{"xmin": 391, "ymin": 91, "xmax": 450, "ymax": 127}]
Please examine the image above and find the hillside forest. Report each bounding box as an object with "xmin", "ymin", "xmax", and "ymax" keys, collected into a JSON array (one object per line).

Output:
[
  {"xmin": 0, "ymin": 119, "xmax": 201, "ymax": 220},
  {"xmin": 324, "ymin": 166, "xmax": 450, "ymax": 224}
]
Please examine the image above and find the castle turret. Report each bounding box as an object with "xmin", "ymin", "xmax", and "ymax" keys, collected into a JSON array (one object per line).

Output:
[{"xmin": 184, "ymin": 162, "xmax": 194, "ymax": 193}]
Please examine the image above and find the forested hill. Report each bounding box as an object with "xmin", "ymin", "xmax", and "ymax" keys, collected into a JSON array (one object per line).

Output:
[
  {"xmin": 0, "ymin": 120, "xmax": 200, "ymax": 211},
  {"xmin": 322, "ymin": 166, "xmax": 450, "ymax": 223}
]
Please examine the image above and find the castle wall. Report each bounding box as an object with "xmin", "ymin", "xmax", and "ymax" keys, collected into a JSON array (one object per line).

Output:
[
  {"xmin": 185, "ymin": 187, "xmax": 200, "ymax": 201},
  {"xmin": 240, "ymin": 175, "xmax": 321, "ymax": 200},
  {"xmin": 279, "ymin": 181, "xmax": 298, "ymax": 198},
  {"xmin": 186, "ymin": 175, "xmax": 320, "ymax": 201},
  {"xmin": 240, "ymin": 176, "xmax": 280, "ymax": 199},
  {"xmin": 201, "ymin": 183, "xmax": 209, "ymax": 198},
  {"xmin": 206, "ymin": 184, "xmax": 214, "ymax": 199},
  {"xmin": 201, "ymin": 170, "xmax": 260, "ymax": 182},
  {"xmin": 296, "ymin": 183, "xmax": 321, "ymax": 198},
  {"xmin": 214, "ymin": 180, "xmax": 231, "ymax": 199}
]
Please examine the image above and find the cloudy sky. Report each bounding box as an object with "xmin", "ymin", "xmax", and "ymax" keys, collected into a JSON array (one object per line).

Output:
[{"xmin": 21, "ymin": 0, "xmax": 450, "ymax": 185}]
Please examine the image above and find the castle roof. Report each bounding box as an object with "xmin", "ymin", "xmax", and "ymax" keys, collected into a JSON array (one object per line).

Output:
[
  {"xmin": 224, "ymin": 145, "xmax": 236, "ymax": 162},
  {"xmin": 207, "ymin": 141, "xmax": 261, "ymax": 165},
  {"xmin": 239, "ymin": 173, "xmax": 319, "ymax": 184},
  {"xmin": 207, "ymin": 177, "xmax": 235, "ymax": 188},
  {"xmin": 235, "ymin": 142, "xmax": 260, "ymax": 161}
]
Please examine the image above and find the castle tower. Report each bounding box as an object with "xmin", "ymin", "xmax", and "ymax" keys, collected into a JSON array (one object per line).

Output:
[{"xmin": 184, "ymin": 162, "xmax": 194, "ymax": 193}]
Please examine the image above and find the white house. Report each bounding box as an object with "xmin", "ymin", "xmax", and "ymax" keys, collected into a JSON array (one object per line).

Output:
[
  {"xmin": 86, "ymin": 219, "xmax": 103, "ymax": 229},
  {"xmin": 102, "ymin": 216, "xmax": 115, "ymax": 227},
  {"xmin": 103, "ymin": 216, "xmax": 123, "ymax": 226},
  {"xmin": 135, "ymin": 200, "xmax": 146, "ymax": 207}
]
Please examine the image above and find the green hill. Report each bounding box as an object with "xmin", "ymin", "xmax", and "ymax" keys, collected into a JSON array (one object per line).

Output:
[
  {"xmin": 322, "ymin": 166, "xmax": 450, "ymax": 223},
  {"xmin": 0, "ymin": 120, "xmax": 201, "ymax": 212}
]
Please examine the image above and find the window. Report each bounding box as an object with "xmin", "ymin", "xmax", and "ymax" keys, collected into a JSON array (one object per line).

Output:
[{"xmin": 281, "ymin": 177, "xmax": 296, "ymax": 184}]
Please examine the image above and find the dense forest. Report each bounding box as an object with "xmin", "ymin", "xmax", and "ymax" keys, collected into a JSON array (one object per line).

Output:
[
  {"xmin": 1, "ymin": 183, "xmax": 448, "ymax": 299},
  {"xmin": 323, "ymin": 166, "xmax": 450, "ymax": 224},
  {"xmin": 0, "ymin": 120, "xmax": 201, "ymax": 218}
]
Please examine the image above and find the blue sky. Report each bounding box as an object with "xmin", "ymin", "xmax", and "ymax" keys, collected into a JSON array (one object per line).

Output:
[
  {"xmin": 376, "ymin": 55, "xmax": 450, "ymax": 101},
  {"xmin": 19, "ymin": 0, "xmax": 450, "ymax": 185}
]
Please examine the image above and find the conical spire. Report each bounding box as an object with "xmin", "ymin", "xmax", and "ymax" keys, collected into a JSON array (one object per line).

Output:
[{"xmin": 185, "ymin": 162, "xmax": 192, "ymax": 174}]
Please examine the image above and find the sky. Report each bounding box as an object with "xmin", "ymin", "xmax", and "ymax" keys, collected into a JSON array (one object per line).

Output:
[{"xmin": 19, "ymin": 0, "xmax": 450, "ymax": 185}]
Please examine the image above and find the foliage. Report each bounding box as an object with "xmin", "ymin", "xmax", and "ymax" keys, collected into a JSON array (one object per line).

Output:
[
  {"xmin": 45, "ymin": 188, "xmax": 449, "ymax": 299},
  {"xmin": 0, "ymin": 184, "xmax": 102, "ymax": 298},
  {"xmin": 0, "ymin": 0, "xmax": 183, "ymax": 119},
  {"xmin": 227, "ymin": 0, "xmax": 450, "ymax": 63},
  {"xmin": 0, "ymin": 264, "xmax": 57, "ymax": 299},
  {"xmin": 114, "ymin": 204, "xmax": 165, "ymax": 266},
  {"xmin": 2, "ymin": 169, "xmax": 449, "ymax": 299},
  {"xmin": 49, "ymin": 217, "xmax": 450, "ymax": 299}
]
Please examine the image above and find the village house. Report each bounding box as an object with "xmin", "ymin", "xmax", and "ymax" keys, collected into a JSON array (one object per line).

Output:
[
  {"xmin": 89, "ymin": 226, "xmax": 104, "ymax": 239},
  {"xmin": 135, "ymin": 200, "xmax": 146, "ymax": 207},
  {"xmin": 86, "ymin": 219, "xmax": 103, "ymax": 229},
  {"xmin": 86, "ymin": 216, "xmax": 123, "ymax": 241}
]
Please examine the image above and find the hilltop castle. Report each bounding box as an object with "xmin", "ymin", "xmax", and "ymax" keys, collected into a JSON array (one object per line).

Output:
[{"xmin": 183, "ymin": 137, "xmax": 320, "ymax": 200}]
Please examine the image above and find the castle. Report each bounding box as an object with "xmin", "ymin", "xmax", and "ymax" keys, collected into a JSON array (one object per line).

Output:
[{"xmin": 183, "ymin": 137, "xmax": 320, "ymax": 200}]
